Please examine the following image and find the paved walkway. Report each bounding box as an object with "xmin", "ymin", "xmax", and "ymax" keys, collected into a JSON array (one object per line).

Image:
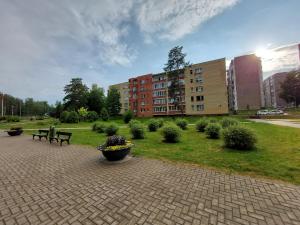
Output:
[
  {"xmin": 0, "ymin": 135, "xmax": 300, "ymax": 225},
  {"xmin": 249, "ymin": 119, "xmax": 300, "ymax": 129}
]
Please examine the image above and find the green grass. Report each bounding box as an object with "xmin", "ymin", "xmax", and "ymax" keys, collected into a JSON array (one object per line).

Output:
[{"xmin": 1, "ymin": 117, "xmax": 300, "ymax": 184}]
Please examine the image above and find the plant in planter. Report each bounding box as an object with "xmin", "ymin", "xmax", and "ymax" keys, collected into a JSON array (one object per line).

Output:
[
  {"xmin": 6, "ymin": 127, "xmax": 23, "ymax": 136},
  {"xmin": 97, "ymin": 135, "xmax": 133, "ymax": 161}
]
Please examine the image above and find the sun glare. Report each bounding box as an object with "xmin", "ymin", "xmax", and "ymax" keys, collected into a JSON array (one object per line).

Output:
[{"xmin": 255, "ymin": 47, "xmax": 273, "ymax": 58}]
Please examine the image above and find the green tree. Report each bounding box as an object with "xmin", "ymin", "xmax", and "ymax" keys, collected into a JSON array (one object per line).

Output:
[
  {"xmin": 78, "ymin": 107, "xmax": 88, "ymax": 121},
  {"xmin": 54, "ymin": 101, "xmax": 63, "ymax": 118},
  {"xmin": 63, "ymin": 78, "xmax": 88, "ymax": 111},
  {"xmin": 164, "ymin": 46, "xmax": 189, "ymax": 115},
  {"xmin": 106, "ymin": 87, "xmax": 121, "ymax": 116},
  {"xmin": 280, "ymin": 70, "xmax": 300, "ymax": 107},
  {"xmin": 87, "ymin": 84, "xmax": 105, "ymax": 114}
]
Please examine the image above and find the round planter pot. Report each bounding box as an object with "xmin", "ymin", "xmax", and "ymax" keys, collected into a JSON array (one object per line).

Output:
[
  {"xmin": 102, "ymin": 148, "xmax": 130, "ymax": 161},
  {"xmin": 7, "ymin": 130, "xmax": 23, "ymax": 136}
]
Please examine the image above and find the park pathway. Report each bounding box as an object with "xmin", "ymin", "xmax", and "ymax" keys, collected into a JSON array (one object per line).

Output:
[{"xmin": 0, "ymin": 134, "xmax": 300, "ymax": 225}]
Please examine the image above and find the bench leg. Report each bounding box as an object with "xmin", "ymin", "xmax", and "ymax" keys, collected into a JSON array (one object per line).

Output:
[
  {"xmin": 60, "ymin": 140, "xmax": 63, "ymax": 146},
  {"xmin": 39, "ymin": 136, "xmax": 41, "ymax": 141},
  {"xmin": 32, "ymin": 135, "xmax": 35, "ymax": 140}
]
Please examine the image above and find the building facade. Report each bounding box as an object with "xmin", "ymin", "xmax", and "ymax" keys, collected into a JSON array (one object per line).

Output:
[
  {"xmin": 109, "ymin": 82, "xmax": 129, "ymax": 114},
  {"xmin": 129, "ymin": 74, "xmax": 153, "ymax": 117},
  {"xmin": 185, "ymin": 58, "xmax": 228, "ymax": 115},
  {"xmin": 263, "ymin": 72, "xmax": 289, "ymax": 108},
  {"xmin": 228, "ymin": 54, "xmax": 264, "ymax": 111}
]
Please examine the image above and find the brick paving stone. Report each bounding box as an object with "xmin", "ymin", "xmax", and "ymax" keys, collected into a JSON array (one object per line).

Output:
[{"xmin": 0, "ymin": 134, "xmax": 300, "ymax": 225}]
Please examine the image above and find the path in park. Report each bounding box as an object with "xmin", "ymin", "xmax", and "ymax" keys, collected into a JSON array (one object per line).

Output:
[
  {"xmin": 0, "ymin": 134, "xmax": 300, "ymax": 225},
  {"xmin": 249, "ymin": 119, "xmax": 300, "ymax": 129}
]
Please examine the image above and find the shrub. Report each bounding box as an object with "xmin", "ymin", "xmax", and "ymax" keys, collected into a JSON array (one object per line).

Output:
[
  {"xmin": 78, "ymin": 107, "xmax": 88, "ymax": 121},
  {"xmin": 66, "ymin": 111, "xmax": 79, "ymax": 123},
  {"xmin": 128, "ymin": 119, "xmax": 140, "ymax": 128},
  {"xmin": 60, "ymin": 111, "xmax": 69, "ymax": 123},
  {"xmin": 205, "ymin": 123, "xmax": 221, "ymax": 139},
  {"xmin": 92, "ymin": 122, "xmax": 106, "ymax": 133},
  {"xmin": 196, "ymin": 119, "xmax": 209, "ymax": 132},
  {"xmin": 86, "ymin": 111, "xmax": 98, "ymax": 122},
  {"xmin": 130, "ymin": 123, "xmax": 145, "ymax": 139},
  {"xmin": 105, "ymin": 123, "xmax": 119, "ymax": 136},
  {"xmin": 36, "ymin": 115, "xmax": 44, "ymax": 120},
  {"xmin": 209, "ymin": 118, "xmax": 217, "ymax": 123},
  {"xmin": 160, "ymin": 124, "xmax": 181, "ymax": 143},
  {"xmin": 148, "ymin": 119, "xmax": 160, "ymax": 132},
  {"xmin": 175, "ymin": 119, "xmax": 188, "ymax": 130},
  {"xmin": 123, "ymin": 110, "xmax": 133, "ymax": 124},
  {"xmin": 101, "ymin": 108, "xmax": 109, "ymax": 121},
  {"xmin": 105, "ymin": 135, "xmax": 126, "ymax": 146},
  {"xmin": 0, "ymin": 116, "xmax": 6, "ymax": 121},
  {"xmin": 52, "ymin": 119, "xmax": 61, "ymax": 126},
  {"xmin": 221, "ymin": 118, "xmax": 239, "ymax": 128},
  {"xmin": 223, "ymin": 126, "xmax": 257, "ymax": 150},
  {"xmin": 157, "ymin": 118, "xmax": 164, "ymax": 128},
  {"xmin": 6, "ymin": 116, "xmax": 20, "ymax": 122}
]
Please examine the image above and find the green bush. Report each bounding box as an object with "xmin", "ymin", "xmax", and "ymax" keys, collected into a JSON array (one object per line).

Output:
[
  {"xmin": 92, "ymin": 122, "xmax": 106, "ymax": 133},
  {"xmin": 66, "ymin": 111, "xmax": 79, "ymax": 123},
  {"xmin": 157, "ymin": 118, "xmax": 164, "ymax": 128},
  {"xmin": 123, "ymin": 110, "xmax": 133, "ymax": 124},
  {"xmin": 209, "ymin": 118, "xmax": 217, "ymax": 123},
  {"xmin": 175, "ymin": 119, "xmax": 188, "ymax": 130},
  {"xmin": 160, "ymin": 124, "xmax": 181, "ymax": 143},
  {"xmin": 130, "ymin": 123, "xmax": 145, "ymax": 139},
  {"xmin": 36, "ymin": 115, "xmax": 44, "ymax": 120},
  {"xmin": 105, "ymin": 123, "xmax": 119, "ymax": 136},
  {"xmin": 223, "ymin": 126, "xmax": 257, "ymax": 150},
  {"xmin": 0, "ymin": 116, "xmax": 6, "ymax": 121},
  {"xmin": 195, "ymin": 119, "xmax": 209, "ymax": 132},
  {"xmin": 205, "ymin": 123, "xmax": 221, "ymax": 139},
  {"xmin": 52, "ymin": 119, "xmax": 61, "ymax": 126},
  {"xmin": 6, "ymin": 116, "xmax": 20, "ymax": 122},
  {"xmin": 86, "ymin": 111, "xmax": 98, "ymax": 122},
  {"xmin": 101, "ymin": 108, "xmax": 109, "ymax": 121},
  {"xmin": 148, "ymin": 119, "xmax": 160, "ymax": 132},
  {"xmin": 60, "ymin": 111, "xmax": 69, "ymax": 123},
  {"xmin": 128, "ymin": 119, "xmax": 140, "ymax": 128},
  {"xmin": 221, "ymin": 118, "xmax": 239, "ymax": 128}
]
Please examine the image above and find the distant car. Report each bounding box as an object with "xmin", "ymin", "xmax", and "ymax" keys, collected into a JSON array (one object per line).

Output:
[
  {"xmin": 269, "ymin": 109, "xmax": 284, "ymax": 115},
  {"xmin": 257, "ymin": 110, "xmax": 269, "ymax": 115}
]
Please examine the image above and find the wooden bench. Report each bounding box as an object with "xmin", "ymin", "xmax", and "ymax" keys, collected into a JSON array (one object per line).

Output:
[
  {"xmin": 32, "ymin": 129, "xmax": 49, "ymax": 140},
  {"xmin": 50, "ymin": 131, "xmax": 72, "ymax": 146}
]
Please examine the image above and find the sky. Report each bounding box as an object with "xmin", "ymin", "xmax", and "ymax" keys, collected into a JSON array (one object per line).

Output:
[{"xmin": 0, "ymin": 0, "xmax": 300, "ymax": 104}]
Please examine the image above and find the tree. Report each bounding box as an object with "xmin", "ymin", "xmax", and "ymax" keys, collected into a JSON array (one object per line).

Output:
[
  {"xmin": 87, "ymin": 84, "xmax": 105, "ymax": 114},
  {"xmin": 106, "ymin": 87, "xmax": 121, "ymax": 116},
  {"xmin": 63, "ymin": 78, "xmax": 88, "ymax": 111},
  {"xmin": 279, "ymin": 70, "xmax": 300, "ymax": 107},
  {"xmin": 78, "ymin": 107, "xmax": 88, "ymax": 121},
  {"xmin": 54, "ymin": 101, "xmax": 63, "ymax": 118},
  {"xmin": 164, "ymin": 46, "xmax": 189, "ymax": 115}
]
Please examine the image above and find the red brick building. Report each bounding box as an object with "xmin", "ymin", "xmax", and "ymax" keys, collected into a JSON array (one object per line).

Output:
[
  {"xmin": 228, "ymin": 54, "xmax": 264, "ymax": 111},
  {"xmin": 129, "ymin": 74, "xmax": 153, "ymax": 117}
]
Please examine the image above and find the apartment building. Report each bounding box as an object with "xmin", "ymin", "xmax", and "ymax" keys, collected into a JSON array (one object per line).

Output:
[
  {"xmin": 263, "ymin": 72, "xmax": 289, "ymax": 108},
  {"xmin": 228, "ymin": 54, "xmax": 264, "ymax": 111},
  {"xmin": 152, "ymin": 72, "xmax": 168, "ymax": 116},
  {"xmin": 109, "ymin": 82, "xmax": 129, "ymax": 114},
  {"xmin": 185, "ymin": 58, "xmax": 229, "ymax": 115},
  {"xmin": 129, "ymin": 74, "xmax": 153, "ymax": 117}
]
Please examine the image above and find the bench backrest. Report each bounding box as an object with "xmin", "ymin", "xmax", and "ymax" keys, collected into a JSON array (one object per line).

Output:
[
  {"xmin": 39, "ymin": 129, "xmax": 49, "ymax": 134},
  {"xmin": 57, "ymin": 131, "xmax": 72, "ymax": 139}
]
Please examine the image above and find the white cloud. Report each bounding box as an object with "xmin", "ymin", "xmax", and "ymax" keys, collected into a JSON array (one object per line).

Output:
[{"xmin": 136, "ymin": 0, "xmax": 239, "ymax": 41}]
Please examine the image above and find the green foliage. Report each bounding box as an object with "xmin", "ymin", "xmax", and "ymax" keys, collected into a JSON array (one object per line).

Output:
[
  {"xmin": 6, "ymin": 116, "xmax": 20, "ymax": 122},
  {"xmin": 157, "ymin": 118, "xmax": 164, "ymax": 128},
  {"xmin": 105, "ymin": 123, "xmax": 119, "ymax": 136},
  {"xmin": 223, "ymin": 126, "xmax": 257, "ymax": 150},
  {"xmin": 195, "ymin": 119, "xmax": 209, "ymax": 132},
  {"xmin": 60, "ymin": 111, "xmax": 69, "ymax": 123},
  {"xmin": 63, "ymin": 78, "xmax": 88, "ymax": 111},
  {"xmin": 36, "ymin": 115, "xmax": 44, "ymax": 120},
  {"xmin": 49, "ymin": 126, "xmax": 56, "ymax": 139},
  {"xmin": 87, "ymin": 84, "xmax": 105, "ymax": 114},
  {"xmin": 92, "ymin": 122, "xmax": 106, "ymax": 133},
  {"xmin": 60, "ymin": 111, "xmax": 79, "ymax": 123},
  {"xmin": 148, "ymin": 119, "xmax": 160, "ymax": 132},
  {"xmin": 0, "ymin": 116, "xmax": 6, "ymax": 121},
  {"xmin": 86, "ymin": 111, "xmax": 98, "ymax": 122},
  {"xmin": 105, "ymin": 135, "xmax": 126, "ymax": 146},
  {"xmin": 54, "ymin": 101, "xmax": 63, "ymax": 118},
  {"xmin": 279, "ymin": 70, "xmax": 300, "ymax": 106},
  {"xmin": 160, "ymin": 123, "xmax": 181, "ymax": 143},
  {"xmin": 175, "ymin": 118, "xmax": 188, "ymax": 130},
  {"xmin": 221, "ymin": 118, "xmax": 239, "ymax": 128},
  {"xmin": 106, "ymin": 87, "xmax": 121, "ymax": 116},
  {"xmin": 130, "ymin": 123, "xmax": 145, "ymax": 139},
  {"xmin": 123, "ymin": 110, "xmax": 133, "ymax": 124},
  {"xmin": 100, "ymin": 108, "xmax": 109, "ymax": 121},
  {"xmin": 205, "ymin": 123, "xmax": 221, "ymax": 139},
  {"xmin": 78, "ymin": 107, "xmax": 88, "ymax": 121},
  {"xmin": 209, "ymin": 118, "xmax": 217, "ymax": 123},
  {"xmin": 128, "ymin": 119, "xmax": 140, "ymax": 128}
]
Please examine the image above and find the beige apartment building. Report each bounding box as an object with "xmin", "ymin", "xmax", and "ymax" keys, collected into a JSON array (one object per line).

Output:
[
  {"xmin": 184, "ymin": 58, "xmax": 229, "ymax": 115},
  {"xmin": 109, "ymin": 82, "xmax": 129, "ymax": 114}
]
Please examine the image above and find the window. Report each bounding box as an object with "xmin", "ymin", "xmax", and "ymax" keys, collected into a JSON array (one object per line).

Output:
[
  {"xmin": 196, "ymin": 86, "xmax": 203, "ymax": 93},
  {"xmin": 191, "ymin": 96, "xmax": 194, "ymax": 102},
  {"xmin": 140, "ymin": 80, "xmax": 146, "ymax": 84},
  {"xmin": 195, "ymin": 68, "xmax": 202, "ymax": 74},
  {"xmin": 190, "ymin": 79, "xmax": 193, "ymax": 83},
  {"xmin": 153, "ymin": 91, "xmax": 166, "ymax": 97},
  {"xmin": 190, "ymin": 69, "xmax": 193, "ymax": 75},
  {"xmin": 154, "ymin": 106, "xmax": 167, "ymax": 112},
  {"xmin": 153, "ymin": 98, "xmax": 166, "ymax": 104},
  {"xmin": 196, "ymin": 96, "xmax": 204, "ymax": 101},
  {"xmin": 191, "ymin": 105, "xmax": 195, "ymax": 111},
  {"xmin": 196, "ymin": 104, "xmax": 204, "ymax": 111},
  {"xmin": 195, "ymin": 75, "xmax": 203, "ymax": 83},
  {"xmin": 191, "ymin": 87, "xmax": 194, "ymax": 93}
]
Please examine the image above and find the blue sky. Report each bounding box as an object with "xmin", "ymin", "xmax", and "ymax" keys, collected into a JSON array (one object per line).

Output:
[{"xmin": 0, "ymin": 0, "xmax": 299, "ymax": 104}]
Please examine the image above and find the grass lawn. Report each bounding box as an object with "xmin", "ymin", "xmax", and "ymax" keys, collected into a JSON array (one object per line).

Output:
[{"xmin": 1, "ymin": 117, "xmax": 300, "ymax": 184}]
